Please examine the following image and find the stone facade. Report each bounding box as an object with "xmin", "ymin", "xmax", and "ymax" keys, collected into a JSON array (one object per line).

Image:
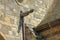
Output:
[{"xmin": 0, "ymin": 0, "xmax": 60, "ymax": 40}]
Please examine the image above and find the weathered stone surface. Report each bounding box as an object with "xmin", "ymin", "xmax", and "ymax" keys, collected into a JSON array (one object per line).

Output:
[
  {"xmin": 0, "ymin": 0, "xmax": 60, "ymax": 40},
  {"xmin": 39, "ymin": 0, "xmax": 60, "ymax": 25},
  {"xmin": 40, "ymin": 25, "xmax": 60, "ymax": 40}
]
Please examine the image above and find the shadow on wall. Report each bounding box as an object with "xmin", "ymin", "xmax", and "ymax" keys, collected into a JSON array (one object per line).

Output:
[{"xmin": 0, "ymin": 34, "xmax": 5, "ymax": 40}]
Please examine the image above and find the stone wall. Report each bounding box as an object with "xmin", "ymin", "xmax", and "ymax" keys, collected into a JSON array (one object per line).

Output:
[
  {"xmin": 0, "ymin": 0, "xmax": 22, "ymax": 40},
  {"xmin": 0, "ymin": 0, "xmax": 59, "ymax": 40}
]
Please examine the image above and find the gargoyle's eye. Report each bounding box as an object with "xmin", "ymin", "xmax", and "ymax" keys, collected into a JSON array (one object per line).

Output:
[{"xmin": 16, "ymin": 0, "xmax": 23, "ymax": 3}]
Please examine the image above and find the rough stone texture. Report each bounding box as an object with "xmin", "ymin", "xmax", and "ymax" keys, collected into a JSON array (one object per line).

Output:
[
  {"xmin": 24, "ymin": 0, "xmax": 55, "ymax": 28},
  {"xmin": 0, "ymin": 0, "xmax": 59, "ymax": 40},
  {"xmin": 0, "ymin": 0, "xmax": 22, "ymax": 40},
  {"xmin": 36, "ymin": 0, "xmax": 60, "ymax": 29},
  {"xmin": 40, "ymin": 25, "xmax": 60, "ymax": 40},
  {"xmin": 40, "ymin": 0, "xmax": 60, "ymax": 25}
]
